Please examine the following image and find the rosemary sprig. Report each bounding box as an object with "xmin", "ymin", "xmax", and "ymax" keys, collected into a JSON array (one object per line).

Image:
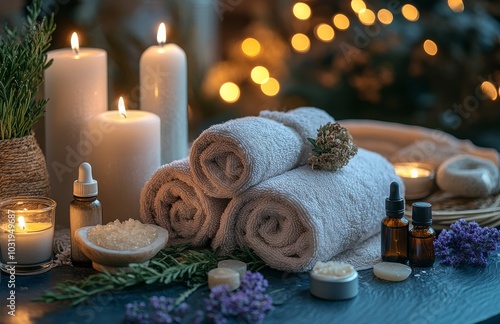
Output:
[
  {"xmin": 33, "ymin": 245, "xmax": 265, "ymax": 306},
  {"xmin": 0, "ymin": 0, "xmax": 55, "ymax": 140}
]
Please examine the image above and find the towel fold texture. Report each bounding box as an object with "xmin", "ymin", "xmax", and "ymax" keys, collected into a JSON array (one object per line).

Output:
[
  {"xmin": 140, "ymin": 158, "xmax": 229, "ymax": 247},
  {"xmin": 212, "ymin": 148, "xmax": 402, "ymax": 272},
  {"xmin": 190, "ymin": 107, "xmax": 335, "ymax": 198},
  {"xmin": 340, "ymin": 119, "xmax": 499, "ymax": 167},
  {"xmin": 259, "ymin": 107, "xmax": 336, "ymax": 164}
]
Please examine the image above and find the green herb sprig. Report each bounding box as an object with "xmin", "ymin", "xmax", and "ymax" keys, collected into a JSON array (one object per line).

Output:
[
  {"xmin": 0, "ymin": 0, "xmax": 55, "ymax": 140},
  {"xmin": 33, "ymin": 245, "xmax": 265, "ymax": 306}
]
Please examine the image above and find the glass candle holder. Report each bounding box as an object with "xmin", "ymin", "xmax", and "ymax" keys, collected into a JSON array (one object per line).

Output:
[
  {"xmin": 0, "ymin": 197, "xmax": 57, "ymax": 275},
  {"xmin": 393, "ymin": 162, "xmax": 436, "ymax": 200}
]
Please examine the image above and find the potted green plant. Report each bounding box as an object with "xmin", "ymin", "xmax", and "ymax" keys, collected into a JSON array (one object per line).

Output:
[{"xmin": 0, "ymin": 0, "xmax": 55, "ymax": 199}]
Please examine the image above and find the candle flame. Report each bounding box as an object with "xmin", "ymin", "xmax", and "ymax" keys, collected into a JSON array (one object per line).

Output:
[
  {"xmin": 157, "ymin": 23, "xmax": 166, "ymax": 46},
  {"xmin": 71, "ymin": 32, "xmax": 79, "ymax": 56},
  {"xmin": 410, "ymin": 168, "xmax": 419, "ymax": 179},
  {"xmin": 18, "ymin": 216, "xmax": 26, "ymax": 230},
  {"xmin": 118, "ymin": 97, "xmax": 127, "ymax": 118}
]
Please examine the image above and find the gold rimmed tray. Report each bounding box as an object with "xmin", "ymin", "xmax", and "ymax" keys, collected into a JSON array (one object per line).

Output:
[{"xmin": 405, "ymin": 191, "xmax": 500, "ymax": 230}]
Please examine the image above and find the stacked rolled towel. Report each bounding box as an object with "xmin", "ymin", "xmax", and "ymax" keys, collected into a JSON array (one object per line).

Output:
[
  {"xmin": 190, "ymin": 107, "xmax": 335, "ymax": 198},
  {"xmin": 140, "ymin": 158, "xmax": 229, "ymax": 247},
  {"xmin": 212, "ymin": 148, "xmax": 403, "ymax": 272}
]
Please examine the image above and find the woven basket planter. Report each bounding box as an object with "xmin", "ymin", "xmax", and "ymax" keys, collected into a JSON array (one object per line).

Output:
[{"xmin": 0, "ymin": 134, "xmax": 50, "ymax": 199}]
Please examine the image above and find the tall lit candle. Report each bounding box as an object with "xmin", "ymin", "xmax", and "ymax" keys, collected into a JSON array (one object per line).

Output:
[
  {"xmin": 44, "ymin": 33, "xmax": 107, "ymax": 227},
  {"xmin": 86, "ymin": 98, "xmax": 160, "ymax": 224},
  {"xmin": 140, "ymin": 23, "xmax": 188, "ymax": 165}
]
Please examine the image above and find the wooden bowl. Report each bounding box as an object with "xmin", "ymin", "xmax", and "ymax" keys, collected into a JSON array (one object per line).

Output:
[{"xmin": 74, "ymin": 224, "xmax": 169, "ymax": 273}]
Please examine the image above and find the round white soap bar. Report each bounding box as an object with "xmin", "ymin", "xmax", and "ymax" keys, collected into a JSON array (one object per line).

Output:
[
  {"xmin": 436, "ymin": 155, "xmax": 499, "ymax": 198},
  {"xmin": 208, "ymin": 267, "xmax": 240, "ymax": 291},
  {"xmin": 218, "ymin": 260, "xmax": 247, "ymax": 279},
  {"xmin": 373, "ymin": 262, "xmax": 412, "ymax": 282}
]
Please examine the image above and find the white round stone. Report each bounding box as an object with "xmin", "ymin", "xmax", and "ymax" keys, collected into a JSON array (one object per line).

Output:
[
  {"xmin": 373, "ymin": 262, "xmax": 412, "ymax": 282},
  {"xmin": 436, "ymin": 155, "xmax": 499, "ymax": 198}
]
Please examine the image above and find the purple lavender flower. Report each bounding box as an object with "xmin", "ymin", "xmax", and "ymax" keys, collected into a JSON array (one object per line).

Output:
[
  {"xmin": 204, "ymin": 271, "xmax": 273, "ymax": 324},
  {"xmin": 124, "ymin": 296, "xmax": 196, "ymax": 324},
  {"xmin": 434, "ymin": 219, "xmax": 500, "ymax": 267}
]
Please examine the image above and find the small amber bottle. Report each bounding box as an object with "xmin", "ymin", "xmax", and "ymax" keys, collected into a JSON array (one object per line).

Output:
[
  {"xmin": 409, "ymin": 202, "xmax": 435, "ymax": 267},
  {"xmin": 381, "ymin": 182, "xmax": 409, "ymax": 264}
]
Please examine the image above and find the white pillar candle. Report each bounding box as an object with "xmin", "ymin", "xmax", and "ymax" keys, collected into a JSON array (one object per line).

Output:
[
  {"xmin": 140, "ymin": 23, "xmax": 188, "ymax": 165},
  {"xmin": 44, "ymin": 33, "xmax": 107, "ymax": 227},
  {"xmin": 86, "ymin": 98, "xmax": 160, "ymax": 224},
  {"xmin": 208, "ymin": 267, "xmax": 240, "ymax": 291},
  {"xmin": 218, "ymin": 259, "xmax": 247, "ymax": 279}
]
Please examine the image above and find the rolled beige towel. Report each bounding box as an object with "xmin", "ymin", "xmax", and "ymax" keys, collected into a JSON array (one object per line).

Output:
[
  {"xmin": 140, "ymin": 158, "xmax": 229, "ymax": 247},
  {"xmin": 190, "ymin": 107, "xmax": 334, "ymax": 198},
  {"xmin": 212, "ymin": 148, "xmax": 403, "ymax": 272}
]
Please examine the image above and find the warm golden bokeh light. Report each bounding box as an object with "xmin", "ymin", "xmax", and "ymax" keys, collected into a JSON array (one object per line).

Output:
[
  {"xmin": 291, "ymin": 33, "xmax": 311, "ymax": 53},
  {"xmin": 402, "ymin": 4, "xmax": 419, "ymax": 22},
  {"xmin": 358, "ymin": 8, "xmax": 376, "ymax": 26},
  {"xmin": 448, "ymin": 0, "xmax": 464, "ymax": 13},
  {"xmin": 351, "ymin": 0, "xmax": 366, "ymax": 14},
  {"xmin": 241, "ymin": 38, "xmax": 261, "ymax": 57},
  {"xmin": 293, "ymin": 2, "xmax": 311, "ymax": 20},
  {"xmin": 219, "ymin": 82, "xmax": 240, "ymax": 103},
  {"xmin": 261, "ymin": 77, "xmax": 280, "ymax": 96},
  {"xmin": 250, "ymin": 66, "xmax": 270, "ymax": 84},
  {"xmin": 377, "ymin": 9, "xmax": 393, "ymax": 25},
  {"xmin": 423, "ymin": 39, "xmax": 438, "ymax": 56},
  {"xmin": 333, "ymin": 14, "xmax": 350, "ymax": 30},
  {"xmin": 481, "ymin": 81, "xmax": 498, "ymax": 100},
  {"xmin": 314, "ymin": 23, "xmax": 335, "ymax": 42}
]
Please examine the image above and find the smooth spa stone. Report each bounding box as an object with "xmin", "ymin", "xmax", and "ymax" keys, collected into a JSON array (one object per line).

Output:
[
  {"xmin": 217, "ymin": 259, "xmax": 247, "ymax": 279},
  {"xmin": 436, "ymin": 155, "xmax": 499, "ymax": 198},
  {"xmin": 373, "ymin": 262, "xmax": 412, "ymax": 282},
  {"xmin": 208, "ymin": 267, "xmax": 240, "ymax": 291}
]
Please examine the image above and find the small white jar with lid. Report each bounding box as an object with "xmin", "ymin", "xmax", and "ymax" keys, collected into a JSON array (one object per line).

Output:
[{"xmin": 309, "ymin": 261, "xmax": 358, "ymax": 300}]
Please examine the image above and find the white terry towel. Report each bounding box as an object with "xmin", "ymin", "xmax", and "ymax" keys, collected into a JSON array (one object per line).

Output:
[
  {"xmin": 340, "ymin": 119, "xmax": 499, "ymax": 167},
  {"xmin": 212, "ymin": 148, "xmax": 403, "ymax": 272},
  {"xmin": 190, "ymin": 107, "xmax": 335, "ymax": 198},
  {"xmin": 140, "ymin": 158, "xmax": 229, "ymax": 247}
]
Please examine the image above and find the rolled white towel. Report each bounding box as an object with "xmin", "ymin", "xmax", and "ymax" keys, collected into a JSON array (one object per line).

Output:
[
  {"xmin": 190, "ymin": 107, "xmax": 335, "ymax": 198},
  {"xmin": 140, "ymin": 158, "xmax": 229, "ymax": 247},
  {"xmin": 212, "ymin": 148, "xmax": 403, "ymax": 272}
]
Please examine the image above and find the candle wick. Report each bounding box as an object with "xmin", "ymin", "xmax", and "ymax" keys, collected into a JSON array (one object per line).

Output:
[
  {"xmin": 73, "ymin": 48, "xmax": 79, "ymax": 57},
  {"xmin": 120, "ymin": 112, "xmax": 127, "ymax": 119},
  {"xmin": 158, "ymin": 41, "xmax": 165, "ymax": 47}
]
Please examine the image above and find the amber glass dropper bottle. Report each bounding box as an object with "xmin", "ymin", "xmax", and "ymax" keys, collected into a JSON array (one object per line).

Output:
[
  {"xmin": 381, "ymin": 181, "xmax": 409, "ymax": 264},
  {"xmin": 408, "ymin": 202, "xmax": 435, "ymax": 267}
]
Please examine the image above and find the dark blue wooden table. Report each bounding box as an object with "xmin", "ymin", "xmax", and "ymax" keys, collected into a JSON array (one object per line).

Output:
[{"xmin": 1, "ymin": 256, "xmax": 500, "ymax": 324}]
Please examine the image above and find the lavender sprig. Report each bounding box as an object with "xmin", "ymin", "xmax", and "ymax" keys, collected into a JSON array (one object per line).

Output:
[
  {"xmin": 124, "ymin": 296, "xmax": 202, "ymax": 324},
  {"xmin": 204, "ymin": 271, "xmax": 273, "ymax": 324},
  {"xmin": 434, "ymin": 219, "xmax": 500, "ymax": 267}
]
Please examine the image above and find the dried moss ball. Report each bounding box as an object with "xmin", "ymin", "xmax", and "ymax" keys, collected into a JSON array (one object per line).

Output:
[{"xmin": 308, "ymin": 122, "xmax": 358, "ymax": 171}]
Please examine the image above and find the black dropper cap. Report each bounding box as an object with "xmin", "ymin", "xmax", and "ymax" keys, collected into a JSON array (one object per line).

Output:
[
  {"xmin": 385, "ymin": 181, "xmax": 405, "ymax": 218},
  {"xmin": 412, "ymin": 202, "xmax": 432, "ymax": 226}
]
